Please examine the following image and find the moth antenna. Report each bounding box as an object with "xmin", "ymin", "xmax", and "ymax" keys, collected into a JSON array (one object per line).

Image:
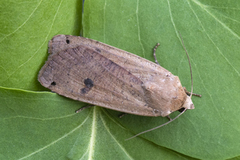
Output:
[
  {"xmin": 125, "ymin": 108, "xmax": 187, "ymax": 141},
  {"xmin": 178, "ymin": 31, "xmax": 193, "ymax": 98}
]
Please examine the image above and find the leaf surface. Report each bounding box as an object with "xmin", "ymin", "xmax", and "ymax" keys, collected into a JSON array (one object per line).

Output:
[{"xmin": 1, "ymin": 0, "xmax": 240, "ymax": 159}]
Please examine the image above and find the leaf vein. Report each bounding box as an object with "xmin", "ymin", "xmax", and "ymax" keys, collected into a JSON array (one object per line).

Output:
[
  {"xmin": 188, "ymin": 0, "xmax": 240, "ymax": 77},
  {"xmin": 4, "ymin": 0, "xmax": 64, "ymax": 84},
  {"xmin": 0, "ymin": 0, "xmax": 43, "ymax": 43},
  {"xmin": 136, "ymin": 0, "xmax": 145, "ymax": 58},
  {"xmin": 18, "ymin": 114, "xmax": 90, "ymax": 160}
]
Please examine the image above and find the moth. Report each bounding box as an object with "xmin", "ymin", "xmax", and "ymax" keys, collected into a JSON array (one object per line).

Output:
[{"xmin": 38, "ymin": 35, "xmax": 200, "ymax": 137}]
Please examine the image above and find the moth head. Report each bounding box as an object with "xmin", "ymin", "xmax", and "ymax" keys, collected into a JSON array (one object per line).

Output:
[{"xmin": 182, "ymin": 95, "xmax": 194, "ymax": 110}]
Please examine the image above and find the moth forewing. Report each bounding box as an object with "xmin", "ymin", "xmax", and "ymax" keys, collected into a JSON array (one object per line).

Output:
[{"xmin": 38, "ymin": 35, "xmax": 194, "ymax": 117}]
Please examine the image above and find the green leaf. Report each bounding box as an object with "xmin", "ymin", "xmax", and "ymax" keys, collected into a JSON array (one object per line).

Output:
[
  {"xmin": 1, "ymin": 0, "xmax": 240, "ymax": 159},
  {"xmin": 0, "ymin": 87, "xmax": 189, "ymax": 159},
  {"xmin": 0, "ymin": 0, "xmax": 82, "ymax": 90},
  {"xmin": 84, "ymin": 0, "xmax": 240, "ymax": 159}
]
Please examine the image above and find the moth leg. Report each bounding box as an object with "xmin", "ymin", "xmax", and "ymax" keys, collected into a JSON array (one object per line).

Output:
[
  {"xmin": 119, "ymin": 113, "xmax": 127, "ymax": 118},
  {"xmin": 166, "ymin": 108, "xmax": 185, "ymax": 121},
  {"xmin": 168, "ymin": 109, "xmax": 187, "ymax": 119},
  {"xmin": 167, "ymin": 115, "xmax": 172, "ymax": 121},
  {"xmin": 75, "ymin": 105, "xmax": 94, "ymax": 113},
  {"xmin": 183, "ymin": 87, "xmax": 202, "ymax": 97},
  {"xmin": 153, "ymin": 43, "xmax": 160, "ymax": 65}
]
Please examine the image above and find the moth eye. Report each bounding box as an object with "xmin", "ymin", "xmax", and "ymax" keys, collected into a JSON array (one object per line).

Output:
[
  {"xmin": 178, "ymin": 107, "xmax": 185, "ymax": 113},
  {"xmin": 51, "ymin": 81, "xmax": 56, "ymax": 86},
  {"xmin": 66, "ymin": 39, "xmax": 70, "ymax": 44}
]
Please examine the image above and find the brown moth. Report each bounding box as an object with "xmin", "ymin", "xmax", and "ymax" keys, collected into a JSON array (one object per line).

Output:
[{"xmin": 38, "ymin": 35, "xmax": 196, "ymax": 118}]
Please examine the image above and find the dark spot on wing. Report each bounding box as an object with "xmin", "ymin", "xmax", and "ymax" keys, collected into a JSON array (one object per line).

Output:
[
  {"xmin": 51, "ymin": 81, "xmax": 56, "ymax": 86},
  {"xmin": 81, "ymin": 88, "xmax": 89, "ymax": 94},
  {"xmin": 81, "ymin": 78, "xmax": 94, "ymax": 94},
  {"xmin": 95, "ymin": 48, "xmax": 101, "ymax": 52},
  {"xmin": 84, "ymin": 78, "xmax": 94, "ymax": 88}
]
